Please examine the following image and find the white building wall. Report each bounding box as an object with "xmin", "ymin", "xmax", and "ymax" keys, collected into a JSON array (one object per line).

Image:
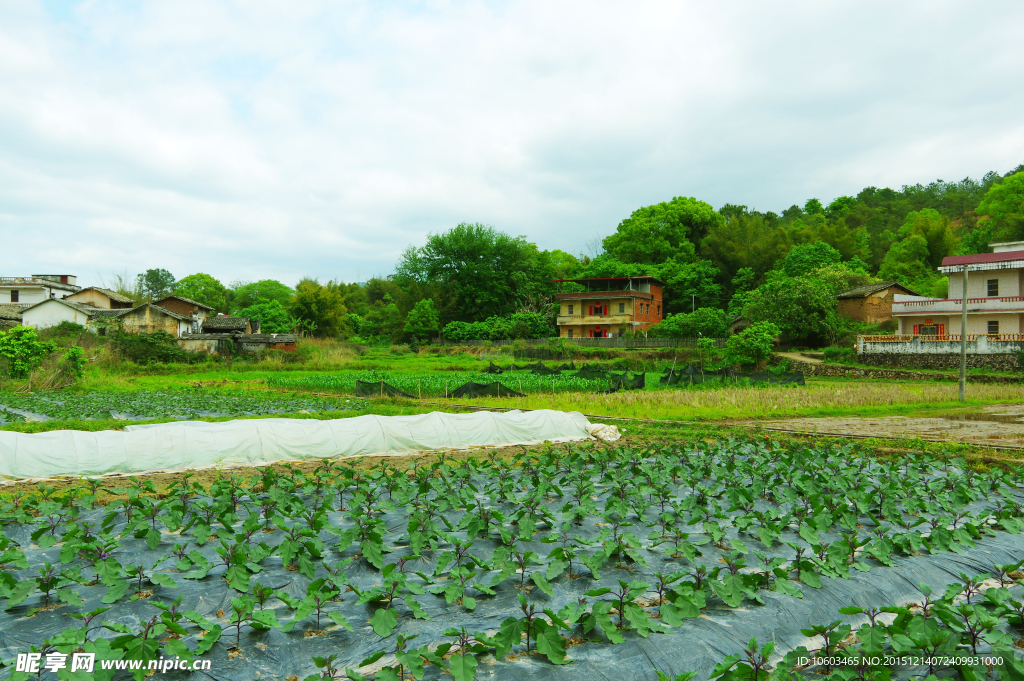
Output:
[
  {"xmin": 947, "ymin": 270, "xmax": 1022, "ymax": 298},
  {"xmin": 0, "ymin": 287, "xmax": 51, "ymax": 305},
  {"xmin": 948, "ymin": 313, "xmax": 1022, "ymax": 335},
  {"xmin": 23, "ymin": 301, "xmax": 93, "ymax": 329}
]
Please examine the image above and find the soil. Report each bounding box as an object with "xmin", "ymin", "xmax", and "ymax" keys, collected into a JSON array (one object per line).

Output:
[{"xmin": 754, "ymin": 404, "xmax": 1024, "ymax": 449}]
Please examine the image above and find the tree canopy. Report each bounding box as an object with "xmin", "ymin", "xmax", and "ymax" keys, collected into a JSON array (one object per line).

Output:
[
  {"xmin": 174, "ymin": 273, "xmax": 228, "ymax": 312},
  {"xmin": 602, "ymin": 196, "xmax": 720, "ymax": 265}
]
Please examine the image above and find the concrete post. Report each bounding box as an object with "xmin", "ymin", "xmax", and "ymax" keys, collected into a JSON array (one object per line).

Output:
[{"xmin": 959, "ymin": 266, "xmax": 968, "ymax": 403}]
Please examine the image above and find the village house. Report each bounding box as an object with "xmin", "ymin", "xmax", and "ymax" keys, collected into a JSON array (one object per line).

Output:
[
  {"xmin": 65, "ymin": 287, "xmax": 135, "ymax": 310},
  {"xmin": 117, "ymin": 303, "xmax": 194, "ymax": 337},
  {"xmin": 154, "ymin": 295, "xmax": 214, "ymax": 331},
  {"xmin": 0, "ymin": 274, "xmax": 80, "ymax": 306},
  {"xmin": 890, "ymin": 241, "xmax": 1024, "ymax": 337},
  {"xmin": 836, "ymin": 281, "xmax": 919, "ymax": 325},
  {"xmin": 554, "ymin": 276, "xmax": 664, "ymax": 338},
  {"xmin": 22, "ymin": 298, "xmax": 132, "ymax": 331}
]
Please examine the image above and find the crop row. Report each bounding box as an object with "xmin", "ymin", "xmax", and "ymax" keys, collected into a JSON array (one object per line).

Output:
[
  {"xmin": 1, "ymin": 438, "xmax": 1022, "ymax": 680},
  {"xmin": 0, "ymin": 389, "xmax": 365, "ymax": 422},
  {"xmin": 266, "ymin": 370, "xmax": 609, "ymax": 396}
]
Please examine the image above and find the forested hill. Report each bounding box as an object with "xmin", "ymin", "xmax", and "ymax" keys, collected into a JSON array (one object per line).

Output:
[{"xmin": 378, "ymin": 163, "xmax": 1024, "ymax": 345}]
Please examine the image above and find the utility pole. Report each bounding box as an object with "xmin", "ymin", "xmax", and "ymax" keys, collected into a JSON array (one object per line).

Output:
[{"xmin": 959, "ymin": 265, "xmax": 968, "ymax": 403}]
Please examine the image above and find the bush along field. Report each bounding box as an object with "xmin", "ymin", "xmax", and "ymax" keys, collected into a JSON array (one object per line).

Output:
[
  {"xmin": 0, "ymin": 390, "xmax": 366, "ymax": 423},
  {"xmin": 0, "ymin": 438, "xmax": 1022, "ymax": 680}
]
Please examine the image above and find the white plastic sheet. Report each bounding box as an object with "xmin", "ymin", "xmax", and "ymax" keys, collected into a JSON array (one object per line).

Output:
[{"xmin": 0, "ymin": 409, "xmax": 594, "ymax": 479}]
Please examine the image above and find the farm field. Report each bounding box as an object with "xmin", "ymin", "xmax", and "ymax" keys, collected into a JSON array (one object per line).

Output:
[{"xmin": 0, "ymin": 437, "xmax": 1022, "ymax": 680}]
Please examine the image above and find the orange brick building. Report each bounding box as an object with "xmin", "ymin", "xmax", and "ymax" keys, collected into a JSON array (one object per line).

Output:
[{"xmin": 554, "ymin": 276, "xmax": 664, "ymax": 338}]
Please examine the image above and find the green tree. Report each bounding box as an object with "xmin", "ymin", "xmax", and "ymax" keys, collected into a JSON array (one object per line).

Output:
[
  {"xmin": 237, "ymin": 299, "xmax": 292, "ymax": 334},
  {"xmin": 403, "ymin": 299, "xmax": 440, "ymax": 341},
  {"xmin": 725, "ymin": 322, "xmax": 780, "ymax": 369},
  {"xmin": 395, "ymin": 223, "xmax": 555, "ymax": 322},
  {"xmin": 782, "ymin": 241, "xmax": 841, "ymax": 277},
  {"xmin": 742, "ymin": 275, "xmax": 836, "ymax": 344},
  {"xmin": 174, "ymin": 273, "xmax": 228, "ymax": 312},
  {"xmin": 701, "ymin": 212, "xmax": 789, "ymax": 287},
  {"xmin": 654, "ymin": 258, "xmax": 723, "ymax": 315},
  {"xmin": 0, "ymin": 326, "xmax": 56, "ymax": 378},
  {"xmin": 137, "ymin": 268, "xmax": 175, "ymax": 300},
  {"xmin": 825, "ymin": 196, "xmax": 857, "ymax": 220},
  {"xmin": 603, "ymin": 196, "xmax": 721, "ymax": 265},
  {"xmin": 359, "ymin": 297, "xmax": 404, "ymax": 342},
  {"xmin": 804, "ymin": 198, "xmax": 824, "ymax": 215},
  {"xmin": 977, "ymin": 171, "xmax": 1024, "ymax": 240},
  {"xmin": 649, "ymin": 307, "xmax": 729, "ymax": 338},
  {"xmin": 288, "ymin": 279, "xmax": 347, "ymax": 337},
  {"xmin": 231, "ymin": 280, "xmax": 294, "ymax": 311},
  {"xmin": 877, "ymin": 233, "xmax": 932, "ymax": 282}
]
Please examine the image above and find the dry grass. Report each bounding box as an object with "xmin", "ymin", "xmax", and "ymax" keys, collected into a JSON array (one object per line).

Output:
[{"xmin": 455, "ymin": 380, "xmax": 1024, "ymax": 421}]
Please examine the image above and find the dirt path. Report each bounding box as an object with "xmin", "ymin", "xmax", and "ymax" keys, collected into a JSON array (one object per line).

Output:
[{"xmin": 777, "ymin": 351, "xmax": 823, "ymax": 364}]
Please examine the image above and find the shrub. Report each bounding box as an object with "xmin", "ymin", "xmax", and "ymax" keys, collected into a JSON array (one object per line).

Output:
[
  {"xmin": 111, "ymin": 331, "xmax": 194, "ymax": 364},
  {"xmin": 0, "ymin": 326, "xmax": 57, "ymax": 378},
  {"xmin": 822, "ymin": 345, "xmax": 856, "ymax": 364},
  {"xmin": 725, "ymin": 322, "xmax": 779, "ymax": 369}
]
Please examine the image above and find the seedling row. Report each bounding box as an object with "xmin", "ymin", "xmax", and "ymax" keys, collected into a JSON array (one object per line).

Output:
[{"xmin": 1, "ymin": 437, "xmax": 1023, "ymax": 680}]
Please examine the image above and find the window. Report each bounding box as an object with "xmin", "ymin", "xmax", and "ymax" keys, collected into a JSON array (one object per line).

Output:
[
  {"xmin": 646, "ymin": 304, "xmax": 650, "ymax": 314},
  {"xmin": 657, "ymin": 305, "xmax": 661, "ymax": 317},
  {"xmin": 568, "ymin": 329, "xmax": 573, "ymax": 338},
  {"xmin": 618, "ymin": 303, "xmax": 625, "ymax": 313},
  {"xmin": 988, "ymin": 320, "xmax": 999, "ymax": 335},
  {"xmin": 988, "ymin": 279, "xmax": 999, "ymax": 297},
  {"xmin": 568, "ymin": 304, "xmax": 573, "ymax": 315},
  {"xmin": 10, "ymin": 290, "xmax": 18, "ymax": 303},
  {"xmin": 920, "ymin": 325, "xmax": 938, "ymax": 335}
]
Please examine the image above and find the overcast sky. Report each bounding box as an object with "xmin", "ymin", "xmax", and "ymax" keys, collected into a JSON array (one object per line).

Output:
[{"xmin": 2, "ymin": 1, "xmax": 1023, "ymax": 288}]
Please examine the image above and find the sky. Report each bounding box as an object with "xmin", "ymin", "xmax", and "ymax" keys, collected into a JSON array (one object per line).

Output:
[{"xmin": 2, "ymin": 1, "xmax": 1023, "ymax": 288}]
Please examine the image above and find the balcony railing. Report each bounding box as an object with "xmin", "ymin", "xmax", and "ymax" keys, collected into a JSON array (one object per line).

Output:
[{"xmin": 893, "ymin": 296, "xmax": 1024, "ymax": 314}]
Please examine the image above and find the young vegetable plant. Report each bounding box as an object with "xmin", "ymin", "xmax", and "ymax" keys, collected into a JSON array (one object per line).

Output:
[
  {"xmin": 278, "ymin": 578, "xmax": 351, "ymax": 634},
  {"xmin": 349, "ymin": 562, "xmax": 427, "ymax": 637}
]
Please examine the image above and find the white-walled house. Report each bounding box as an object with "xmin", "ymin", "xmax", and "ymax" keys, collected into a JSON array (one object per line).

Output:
[
  {"xmin": 21, "ymin": 298, "xmax": 128, "ymax": 331},
  {"xmin": 891, "ymin": 241, "xmax": 1024, "ymax": 337},
  {"xmin": 0, "ymin": 275, "xmax": 80, "ymax": 306}
]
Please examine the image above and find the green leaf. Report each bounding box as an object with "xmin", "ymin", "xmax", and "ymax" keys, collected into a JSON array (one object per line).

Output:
[
  {"xmin": 327, "ymin": 612, "xmax": 353, "ymax": 631},
  {"xmin": 531, "ymin": 572, "xmax": 554, "ymax": 597},
  {"xmin": 798, "ymin": 525, "xmax": 819, "ymax": 545},
  {"xmin": 448, "ymin": 653, "xmax": 478, "ymax": 681},
  {"xmin": 361, "ymin": 539, "xmax": 384, "ymax": 569},
  {"xmin": 101, "ymin": 580, "xmax": 128, "ymax": 604},
  {"xmin": 56, "ymin": 587, "xmax": 83, "ymax": 607},
  {"xmin": 371, "ymin": 608, "xmax": 398, "ymax": 637},
  {"xmin": 149, "ymin": 573, "xmax": 177, "ymax": 589}
]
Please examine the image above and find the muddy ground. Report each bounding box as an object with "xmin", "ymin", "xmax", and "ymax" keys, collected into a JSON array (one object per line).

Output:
[{"xmin": 755, "ymin": 403, "xmax": 1024, "ymax": 448}]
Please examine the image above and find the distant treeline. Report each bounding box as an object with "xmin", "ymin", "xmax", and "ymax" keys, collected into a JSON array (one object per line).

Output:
[{"xmin": 113, "ymin": 163, "xmax": 1024, "ymax": 347}]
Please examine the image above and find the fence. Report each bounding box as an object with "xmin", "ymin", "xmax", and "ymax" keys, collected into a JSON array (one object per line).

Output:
[
  {"xmin": 857, "ymin": 334, "xmax": 1024, "ymax": 355},
  {"xmin": 437, "ymin": 337, "xmax": 727, "ymax": 349}
]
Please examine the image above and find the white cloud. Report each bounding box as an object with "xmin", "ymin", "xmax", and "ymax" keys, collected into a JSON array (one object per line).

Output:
[{"xmin": 1, "ymin": 0, "xmax": 1023, "ymax": 286}]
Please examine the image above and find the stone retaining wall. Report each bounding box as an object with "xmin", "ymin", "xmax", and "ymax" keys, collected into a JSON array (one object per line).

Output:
[
  {"xmin": 783, "ymin": 360, "xmax": 1024, "ymax": 384},
  {"xmin": 855, "ymin": 352, "xmax": 1021, "ymax": 371}
]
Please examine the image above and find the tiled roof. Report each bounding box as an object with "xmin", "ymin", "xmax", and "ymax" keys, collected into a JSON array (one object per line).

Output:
[
  {"xmin": 941, "ymin": 250, "xmax": 1024, "ymax": 267},
  {"xmin": 0, "ymin": 304, "xmax": 24, "ymax": 321},
  {"xmin": 72, "ymin": 286, "xmax": 135, "ymax": 303},
  {"xmin": 155, "ymin": 295, "xmax": 214, "ymax": 311},
  {"xmin": 836, "ymin": 281, "xmax": 920, "ymax": 299},
  {"xmin": 203, "ymin": 316, "xmax": 249, "ymax": 330}
]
